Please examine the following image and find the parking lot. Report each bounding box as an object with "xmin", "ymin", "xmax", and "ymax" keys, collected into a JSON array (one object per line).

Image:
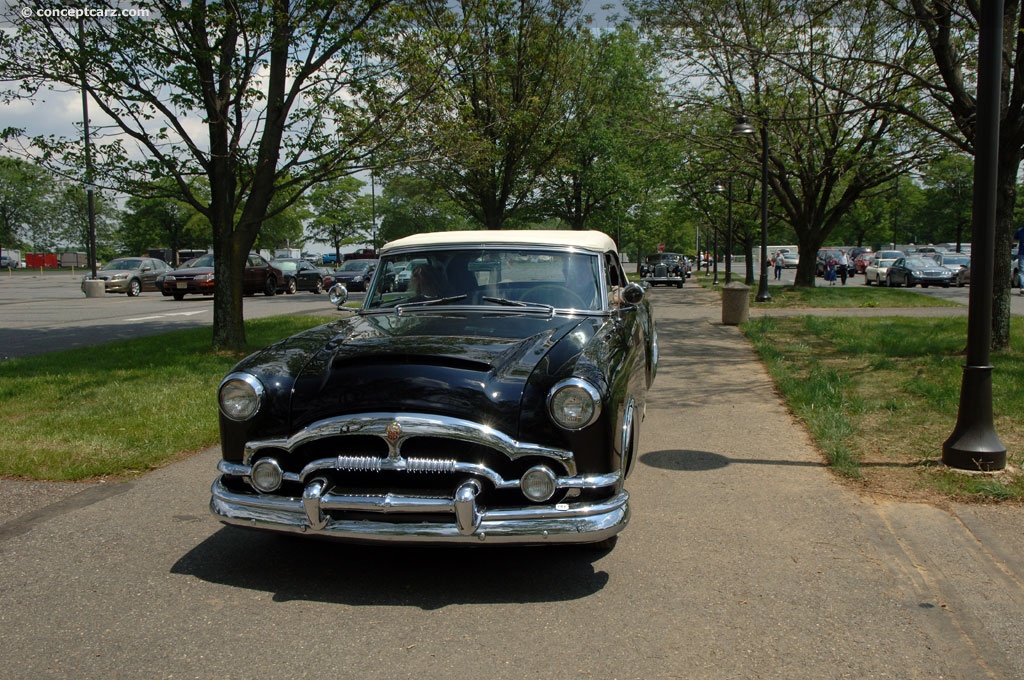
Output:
[{"xmin": 0, "ymin": 269, "xmax": 346, "ymax": 360}]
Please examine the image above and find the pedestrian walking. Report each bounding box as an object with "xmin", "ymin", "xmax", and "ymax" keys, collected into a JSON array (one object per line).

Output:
[
  {"xmin": 1016, "ymin": 225, "xmax": 1024, "ymax": 294},
  {"xmin": 824, "ymin": 255, "xmax": 837, "ymax": 285},
  {"xmin": 773, "ymin": 250, "xmax": 785, "ymax": 280},
  {"xmin": 838, "ymin": 250, "xmax": 850, "ymax": 286}
]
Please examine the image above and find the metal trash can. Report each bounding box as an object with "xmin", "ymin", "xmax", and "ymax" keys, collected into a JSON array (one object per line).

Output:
[{"xmin": 721, "ymin": 282, "xmax": 750, "ymax": 325}]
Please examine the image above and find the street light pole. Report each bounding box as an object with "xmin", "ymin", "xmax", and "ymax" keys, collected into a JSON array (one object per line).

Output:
[
  {"xmin": 942, "ymin": 0, "xmax": 1006, "ymax": 471},
  {"xmin": 725, "ymin": 178, "xmax": 733, "ymax": 284},
  {"xmin": 732, "ymin": 116, "xmax": 770, "ymax": 300},
  {"xmin": 755, "ymin": 123, "xmax": 771, "ymax": 301},
  {"xmin": 712, "ymin": 222, "xmax": 719, "ymax": 285}
]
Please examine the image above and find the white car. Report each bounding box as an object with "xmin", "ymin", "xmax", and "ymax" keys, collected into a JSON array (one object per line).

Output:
[{"xmin": 863, "ymin": 250, "xmax": 905, "ymax": 286}]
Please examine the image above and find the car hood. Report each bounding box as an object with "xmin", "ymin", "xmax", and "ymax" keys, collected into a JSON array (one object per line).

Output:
[{"xmin": 238, "ymin": 310, "xmax": 597, "ymax": 439}]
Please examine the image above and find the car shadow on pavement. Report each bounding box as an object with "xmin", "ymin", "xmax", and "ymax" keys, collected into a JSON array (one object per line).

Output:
[
  {"xmin": 171, "ymin": 527, "xmax": 611, "ymax": 609},
  {"xmin": 641, "ymin": 449, "xmax": 827, "ymax": 472}
]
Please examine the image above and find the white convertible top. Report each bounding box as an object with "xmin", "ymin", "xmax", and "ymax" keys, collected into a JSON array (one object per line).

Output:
[{"xmin": 382, "ymin": 229, "xmax": 617, "ymax": 254}]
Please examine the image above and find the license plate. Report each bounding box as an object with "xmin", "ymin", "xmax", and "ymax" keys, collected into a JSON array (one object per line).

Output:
[{"xmin": 176, "ymin": 282, "xmax": 187, "ymax": 289}]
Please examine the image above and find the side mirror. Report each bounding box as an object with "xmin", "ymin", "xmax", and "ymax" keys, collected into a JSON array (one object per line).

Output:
[
  {"xmin": 619, "ymin": 282, "xmax": 646, "ymax": 306},
  {"xmin": 328, "ymin": 283, "xmax": 349, "ymax": 309}
]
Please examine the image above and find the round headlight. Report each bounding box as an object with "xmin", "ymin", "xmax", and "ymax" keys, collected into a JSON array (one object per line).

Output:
[
  {"xmin": 521, "ymin": 465, "xmax": 557, "ymax": 502},
  {"xmin": 219, "ymin": 373, "xmax": 264, "ymax": 421},
  {"xmin": 547, "ymin": 378, "xmax": 602, "ymax": 431}
]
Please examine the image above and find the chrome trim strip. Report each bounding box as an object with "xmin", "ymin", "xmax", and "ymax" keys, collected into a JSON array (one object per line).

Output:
[
  {"xmin": 217, "ymin": 459, "xmax": 618, "ymax": 492},
  {"xmin": 210, "ymin": 477, "xmax": 628, "ymax": 544},
  {"xmin": 242, "ymin": 412, "xmax": 577, "ymax": 475}
]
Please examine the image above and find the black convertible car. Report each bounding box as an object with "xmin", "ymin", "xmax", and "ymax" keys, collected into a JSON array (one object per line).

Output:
[{"xmin": 211, "ymin": 230, "xmax": 658, "ymax": 549}]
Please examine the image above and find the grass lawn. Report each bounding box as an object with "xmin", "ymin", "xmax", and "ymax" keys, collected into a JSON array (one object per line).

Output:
[
  {"xmin": 744, "ymin": 313, "xmax": 1024, "ymax": 503},
  {"xmin": 0, "ymin": 315, "xmax": 333, "ymax": 480},
  {"xmin": 695, "ymin": 273, "xmax": 960, "ymax": 308}
]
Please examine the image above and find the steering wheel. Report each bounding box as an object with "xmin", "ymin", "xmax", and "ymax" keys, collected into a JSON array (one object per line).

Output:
[{"xmin": 520, "ymin": 285, "xmax": 588, "ymax": 309}]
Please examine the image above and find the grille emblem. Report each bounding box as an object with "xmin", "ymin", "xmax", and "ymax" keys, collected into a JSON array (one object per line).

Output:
[{"xmin": 385, "ymin": 421, "xmax": 402, "ymax": 442}]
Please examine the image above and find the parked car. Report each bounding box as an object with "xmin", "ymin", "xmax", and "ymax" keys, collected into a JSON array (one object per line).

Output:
[
  {"xmin": 324, "ymin": 258, "xmax": 387, "ymax": 292},
  {"xmin": 271, "ymin": 258, "xmax": 325, "ymax": 294},
  {"xmin": 211, "ymin": 229, "xmax": 657, "ymax": 549},
  {"xmin": 343, "ymin": 247, "xmax": 377, "ymax": 261},
  {"xmin": 852, "ymin": 250, "xmax": 875, "ymax": 274},
  {"xmin": 885, "ymin": 256, "xmax": 956, "ymax": 288},
  {"xmin": 936, "ymin": 252, "xmax": 971, "ymax": 287},
  {"xmin": 161, "ymin": 252, "xmax": 283, "ymax": 300},
  {"xmin": 863, "ymin": 250, "xmax": 905, "ymax": 286},
  {"xmin": 393, "ymin": 258, "xmax": 429, "ymax": 291},
  {"xmin": 966, "ymin": 258, "xmax": 1024, "ymax": 288},
  {"xmin": 639, "ymin": 252, "xmax": 685, "ymax": 287},
  {"xmin": 0, "ymin": 254, "xmax": 18, "ymax": 269},
  {"xmin": 80, "ymin": 256, "xmax": 172, "ymax": 296},
  {"xmin": 779, "ymin": 248, "xmax": 799, "ymax": 268}
]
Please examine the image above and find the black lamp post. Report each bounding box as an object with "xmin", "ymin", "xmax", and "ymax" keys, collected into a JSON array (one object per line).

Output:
[
  {"xmin": 942, "ymin": 0, "xmax": 1006, "ymax": 471},
  {"xmin": 712, "ymin": 219, "xmax": 719, "ymax": 285},
  {"xmin": 713, "ymin": 180, "xmax": 734, "ymax": 284},
  {"xmin": 732, "ymin": 116, "xmax": 771, "ymax": 301}
]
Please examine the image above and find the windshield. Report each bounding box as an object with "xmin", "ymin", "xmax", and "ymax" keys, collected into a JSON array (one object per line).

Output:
[
  {"xmin": 365, "ymin": 247, "xmax": 603, "ymax": 312},
  {"xmin": 103, "ymin": 259, "xmax": 142, "ymax": 271},
  {"xmin": 185, "ymin": 253, "xmax": 215, "ymax": 268},
  {"xmin": 339, "ymin": 260, "xmax": 372, "ymax": 271}
]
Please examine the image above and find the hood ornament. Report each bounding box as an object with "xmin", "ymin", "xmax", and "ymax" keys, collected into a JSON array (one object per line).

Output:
[{"xmin": 385, "ymin": 421, "xmax": 402, "ymax": 442}]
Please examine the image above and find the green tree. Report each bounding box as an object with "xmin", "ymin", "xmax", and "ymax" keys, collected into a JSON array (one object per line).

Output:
[
  {"xmin": 631, "ymin": 0, "xmax": 935, "ymax": 286},
  {"xmin": 121, "ymin": 181, "xmax": 209, "ymax": 263},
  {"xmin": 537, "ymin": 24, "xmax": 673, "ymax": 234},
  {"xmin": 0, "ymin": 157, "xmax": 57, "ymax": 253},
  {"xmin": 52, "ymin": 182, "xmax": 119, "ymax": 260},
  {"xmin": 1, "ymin": 1, "xmax": 421, "ymax": 348},
  {"xmin": 307, "ymin": 177, "xmax": 373, "ymax": 263},
  {"xmin": 393, "ymin": 0, "xmax": 586, "ymax": 229},
  {"xmin": 377, "ymin": 175, "xmax": 473, "ymax": 242}
]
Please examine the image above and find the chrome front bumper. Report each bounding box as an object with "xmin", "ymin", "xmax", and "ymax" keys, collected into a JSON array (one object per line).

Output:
[
  {"xmin": 210, "ymin": 411, "xmax": 629, "ymax": 545},
  {"xmin": 211, "ymin": 478, "xmax": 628, "ymax": 544}
]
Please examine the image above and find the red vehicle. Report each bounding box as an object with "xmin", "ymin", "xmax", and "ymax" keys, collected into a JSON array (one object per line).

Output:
[
  {"xmin": 853, "ymin": 250, "xmax": 875, "ymax": 274},
  {"xmin": 342, "ymin": 248, "xmax": 377, "ymax": 261},
  {"xmin": 161, "ymin": 252, "xmax": 283, "ymax": 300}
]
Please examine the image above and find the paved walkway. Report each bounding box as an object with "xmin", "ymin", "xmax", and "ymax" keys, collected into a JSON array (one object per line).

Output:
[{"xmin": 643, "ymin": 282, "xmax": 1024, "ymax": 677}]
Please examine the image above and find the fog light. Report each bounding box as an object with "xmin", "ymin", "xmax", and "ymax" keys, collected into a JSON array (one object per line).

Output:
[
  {"xmin": 250, "ymin": 458, "xmax": 283, "ymax": 493},
  {"xmin": 521, "ymin": 465, "xmax": 557, "ymax": 502}
]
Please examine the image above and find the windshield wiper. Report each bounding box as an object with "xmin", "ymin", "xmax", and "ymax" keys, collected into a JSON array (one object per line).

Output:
[
  {"xmin": 482, "ymin": 296, "xmax": 554, "ymax": 312},
  {"xmin": 395, "ymin": 294, "xmax": 468, "ymax": 311},
  {"xmin": 481, "ymin": 296, "xmax": 530, "ymax": 307}
]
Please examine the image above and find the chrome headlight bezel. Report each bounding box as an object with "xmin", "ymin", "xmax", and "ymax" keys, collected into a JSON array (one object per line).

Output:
[
  {"xmin": 547, "ymin": 378, "xmax": 602, "ymax": 431},
  {"xmin": 219, "ymin": 372, "xmax": 265, "ymax": 421}
]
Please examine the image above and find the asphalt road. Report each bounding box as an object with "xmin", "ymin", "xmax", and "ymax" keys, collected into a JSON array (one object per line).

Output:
[
  {"xmin": 1, "ymin": 281, "xmax": 1022, "ymax": 678},
  {"xmin": 0, "ymin": 269, "xmax": 349, "ymax": 360}
]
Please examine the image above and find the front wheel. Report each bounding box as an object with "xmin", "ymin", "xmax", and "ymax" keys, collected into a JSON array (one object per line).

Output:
[
  {"xmin": 285, "ymin": 277, "xmax": 297, "ymax": 295},
  {"xmin": 264, "ymin": 276, "xmax": 277, "ymax": 296},
  {"xmin": 905, "ymin": 276, "xmax": 915, "ymax": 288},
  {"xmin": 312, "ymin": 278, "xmax": 323, "ymax": 294},
  {"xmin": 127, "ymin": 279, "xmax": 142, "ymax": 297}
]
